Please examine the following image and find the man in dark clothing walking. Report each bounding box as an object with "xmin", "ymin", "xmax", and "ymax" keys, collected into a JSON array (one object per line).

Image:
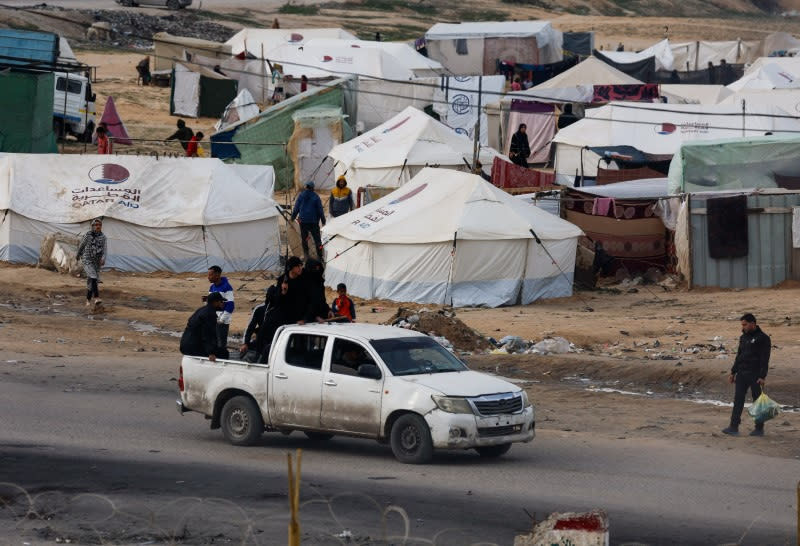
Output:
[
  {"xmin": 722, "ymin": 313, "xmax": 771, "ymax": 436},
  {"xmin": 166, "ymin": 119, "xmax": 194, "ymax": 152},
  {"xmin": 180, "ymin": 292, "xmax": 229, "ymax": 361},
  {"xmin": 303, "ymin": 259, "xmax": 332, "ymax": 323},
  {"xmin": 291, "ymin": 181, "xmax": 326, "ymax": 261}
]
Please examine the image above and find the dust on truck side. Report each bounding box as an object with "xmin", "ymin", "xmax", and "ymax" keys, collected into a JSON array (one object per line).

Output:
[{"xmin": 177, "ymin": 323, "xmax": 536, "ymax": 464}]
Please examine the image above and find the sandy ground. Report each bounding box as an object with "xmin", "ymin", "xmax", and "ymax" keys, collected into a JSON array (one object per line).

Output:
[{"xmin": 1, "ymin": 263, "xmax": 798, "ymax": 462}]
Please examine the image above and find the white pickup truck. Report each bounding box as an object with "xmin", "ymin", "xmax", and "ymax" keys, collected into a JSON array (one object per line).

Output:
[{"xmin": 177, "ymin": 323, "xmax": 535, "ymax": 463}]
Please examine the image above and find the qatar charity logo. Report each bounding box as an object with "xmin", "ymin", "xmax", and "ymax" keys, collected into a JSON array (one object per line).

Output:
[
  {"xmin": 654, "ymin": 123, "xmax": 677, "ymax": 135},
  {"xmin": 88, "ymin": 163, "xmax": 130, "ymax": 185}
]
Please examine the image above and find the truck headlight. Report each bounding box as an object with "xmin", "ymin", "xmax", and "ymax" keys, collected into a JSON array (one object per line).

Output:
[
  {"xmin": 431, "ymin": 395, "xmax": 474, "ymax": 414},
  {"xmin": 520, "ymin": 390, "xmax": 532, "ymax": 408}
]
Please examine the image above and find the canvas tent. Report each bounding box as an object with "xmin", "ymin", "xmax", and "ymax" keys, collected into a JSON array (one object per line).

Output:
[
  {"xmin": 528, "ymin": 56, "xmax": 642, "ymax": 91},
  {"xmin": 0, "ymin": 154, "xmax": 280, "ymax": 272},
  {"xmin": 659, "ymin": 84, "xmax": 732, "ymax": 105},
  {"xmin": 599, "ymin": 40, "xmax": 674, "ymax": 72},
  {"xmin": 424, "ymin": 21, "xmax": 562, "ymax": 76},
  {"xmin": 551, "ymin": 102, "xmax": 800, "ymax": 184},
  {"xmin": 153, "ymin": 32, "xmax": 232, "ymax": 72},
  {"xmin": 226, "ymin": 28, "xmax": 357, "ymax": 56},
  {"xmin": 727, "ymin": 62, "xmax": 800, "ymax": 91},
  {"xmin": 327, "ymin": 106, "xmax": 500, "ymax": 194},
  {"xmin": 303, "ymin": 39, "xmax": 444, "ymax": 78},
  {"xmin": 215, "ymin": 89, "xmax": 260, "ymax": 132},
  {"xmin": 170, "ymin": 62, "xmax": 238, "ymax": 118},
  {"xmin": 669, "ymin": 40, "xmax": 760, "ymax": 71},
  {"xmin": 322, "ymin": 168, "xmax": 582, "ymax": 307}
]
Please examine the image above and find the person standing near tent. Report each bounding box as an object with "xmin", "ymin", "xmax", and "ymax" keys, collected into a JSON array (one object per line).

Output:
[
  {"xmin": 291, "ymin": 181, "xmax": 326, "ymax": 261},
  {"xmin": 186, "ymin": 132, "xmax": 204, "ymax": 158},
  {"xmin": 329, "ymin": 176, "xmax": 354, "ymax": 218},
  {"xmin": 722, "ymin": 313, "xmax": 771, "ymax": 437},
  {"xmin": 707, "ymin": 62, "xmax": 718, "ymax": 85},
  {"xmin": 166, "ymin": 119, "xmax": 193, "ymax": 152},
  {"xmin": 204, "ymin": 265, "xmax": 235, "ymax": 351},
  {"xmin": 76, "ymin": 218, "xmax": 107, "ymax": 309},
  {"xmin": 136, "ymin": 57, "xmax": 151, "ymax": 86},
  {"xmin": 509, "ymin": 124, "xmax": 531, "ymax": 168},
  {"xmin": 96, "ymin": 125, "xmax": 112, "ymax": 155}
]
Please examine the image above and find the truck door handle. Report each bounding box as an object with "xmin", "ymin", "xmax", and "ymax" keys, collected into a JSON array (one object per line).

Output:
[
  {"xmin": 275, "ymin": 372, "xmax": 288, "ymax": 379},
  {"xmin": 324, "ymin": 379, "xmax": 337, "ymax": 386}
]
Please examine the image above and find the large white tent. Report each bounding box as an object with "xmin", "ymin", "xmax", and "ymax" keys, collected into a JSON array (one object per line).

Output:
[
  {"xmin": 551, "ymin": 101, "xmax": 800, "ymax": 183},
  {"xmin": 305, "ymin": 39, "xmax": 444, "ymax": 78},
  {"xmin": 727, "ymin": 62, "xmax": 800, "ymax": 91},
  {"xmin": 322, "ymin": 168, "xmax": 582, "ymax": 307},
  {"xmin": 0, "ymin": 154, "xmax": 280, "ymax": 272},
  {"xmin": 327, "ymin": 106, "xmax": 500, "ymax": 194},
  {"xmin": 225, "ymin": 28, "xmax": 357, "ymax": 56}
]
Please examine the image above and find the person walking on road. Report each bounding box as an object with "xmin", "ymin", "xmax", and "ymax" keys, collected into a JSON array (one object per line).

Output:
[
  {"xmin": 77, "ymin": 218, "xmax": 107, "ymax": 310},
  {"xmin": 509, "ymin": 123, "xmax": 531, "ymax": 168},
  {"xmin": 165, "ymin": 119, "xmax": 194, "ymax": 152},
  {"xmin": 180, "ymin": 292, "xmax": 229, "ymax": 361},
  {"xmin": 205, "ymin": 265, "xmax": 235, "ymax": 351},
  {"xmin": 329, "ymin": 176, "xmax": 354, "ymax": 218},
  {"xmin": 722, "ymin": 313, "xmax": 771, "ymax": 436},
  {"xmin": 291, "ymin": 181, "xmax": 326, "ymax": 261}
]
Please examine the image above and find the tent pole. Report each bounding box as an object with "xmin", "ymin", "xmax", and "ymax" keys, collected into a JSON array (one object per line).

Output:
[
  {"xmin": 472, "ymin": 76, "xmax": 482, "ymax": 170},
  {"xmin": 741, "ymin": 98, "xmax": 746, "ymax": 137},
  {"xmin": 261, "ymin": 44, "xmax": 266, "ymax": 106},
  {"xmin": 444, "ymin": 231, "xmax": 457, "ymax": 306}
]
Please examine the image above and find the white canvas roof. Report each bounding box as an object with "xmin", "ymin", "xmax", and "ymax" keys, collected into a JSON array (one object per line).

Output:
[
  {"xmin": 329, "ymin": 106, "xmax": 497, "ymax": 173},
  {"xmin": 322, "ymin": 168, "xmax": 581, "ymax": 307},
  {"xmin": 727, "ymin": 62, "xmax": 800, "ymax": 91},
  {"xmin": 215, "ymin": 89, "xmax": 260, "ymax": 132},
  {"xmin": 669, "ymin": 40, "xmax": 761, "ymax": 71},
  {"xmin": 324, "ymin": 167, "xmax": 581, "ymax": 244},
  {"xmin": 598, "ymin": 39, "xmax": 674, "ymax": 71},
  {"xmin": 426, "ymin": 21, "xmax": 556, "ymax": 40},
  {"xmin": 719, "ymin": 89, "xmax": 800, "ymax": 115},
  {"xmin": 532, "ymin": 56, "xmax": 642, "ymax": 90},
  {"xmin": 659, "ymin": 84, "xmax": 732, "ymax": 105},
  {"xmin": 226, "ymin": 28, "xmax": 357, "ymax": 55},
  {"xmin": 306, "ymin": 39, "xmax": 444, "ymax": 77},
  {"xmin": 265, "ymin": 42, "xmax": 416, "ymax": 80},
  {"xmin": 574, "ymin": 178, "xmax": 670, "ymax": 199},
  {"xmin": 0, "ymin": 154, "xmax": 278, "ymax": 227}
]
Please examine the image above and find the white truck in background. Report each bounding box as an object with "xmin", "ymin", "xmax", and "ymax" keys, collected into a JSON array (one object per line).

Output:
[
  {"xmin": 177, "ymin": 323, "xmax": 536, "ymax": 464},
  {"xmin": 52, "ymin": 71, "xmax": 96, "ymax": 141}
]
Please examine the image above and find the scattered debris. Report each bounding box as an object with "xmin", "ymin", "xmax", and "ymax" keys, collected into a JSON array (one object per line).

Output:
[
  {"xmin": 532, "ymin": 337, "xmax": 572, "ymax": 355},
  {"xmin": 387, "ymin": 307, "xmax": 490, "ymax": 352},
  {"xmin": 514, "ymin": 509, "xmax": 609, "ymax": 546}
]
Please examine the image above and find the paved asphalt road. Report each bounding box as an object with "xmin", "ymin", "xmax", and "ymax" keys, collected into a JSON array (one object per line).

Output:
[{"xmin": 1, "ymin": 376, "xmax": 799, "ymax": 544}]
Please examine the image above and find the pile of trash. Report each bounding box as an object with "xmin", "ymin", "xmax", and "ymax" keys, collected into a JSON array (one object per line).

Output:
[
  {"xmin": 598, "ymin": 336, "xmax": 729, "ymax": 361},
  {"xmin": 387, "ymin": 308, "xmax": 490, "ymax": 353},
  {"xmin": 600, "ymin": 268, "xmax": 681, "ymax": 293},
  {"xmin": 489, "ymin": 335, "xmax": 578, "ymax": 356}
]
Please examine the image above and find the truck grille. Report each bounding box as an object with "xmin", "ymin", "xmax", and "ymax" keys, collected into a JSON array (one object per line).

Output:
[
  {"xmin": 472, "ymin": 395, "xmax": 522, "ymax": 416},
  {"xmin": 478, "ymin": 424, "xmax": 521, "ymax": 437}
]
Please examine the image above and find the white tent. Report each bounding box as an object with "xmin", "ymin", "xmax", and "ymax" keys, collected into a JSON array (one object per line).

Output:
[
  {"xmin": 727, "ymin": 62, "xmax": 800, "ymax": 91},
  {"xmin": 551, "ymin": 101, "xmax": 800, "ymax": 183},
  {"xmin": 532, "ymin": 56, "xmax": 642, "ymax": 90},
  {"xmin": 215, "ymin": 89, "xmax": 260, "ymax": 132},
  {"xmin": 322, "ymin": 168, "xmax": 582, "ymax": 307},
  {"xmin": 719, "ymin": 88, "xmax": 800, "ymax": 115},
  {"xmin": 669, "ymin": 40, "xmax": 761, "ymax": 71},
  {"xmin": 0, "ymin": 154, "xmax": 280, "ymax": 272},
  {"xmin": 327, "ymin": 106, "xmax": 500, "ymax": 194},
  {"xmin": 594, "ymin": 39, "xmax": 675, "ymax": 71},
  {"xmin": 225, "ymin": 28, "xmax": 357, "ymax": 56},
  {"xmin": 659, "ymin": 84, "xmax": 732, "ymax": 105},
  {"xmin": 424, "ymin": 21, "xmax": 562, "ymax": 75},
  {"xmin": 305, "ymin": 39, "xmax": 444, "ymax": 78}
]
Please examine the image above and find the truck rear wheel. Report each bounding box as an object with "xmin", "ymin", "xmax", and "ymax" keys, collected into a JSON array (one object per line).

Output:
[
  {"xmin": 167, "ymin": 0, "xmax": 180, "ymax": 8},
  {"xmin": 475, "ymin": 443, "xmax": 512, "ymax": 458},
  {"xmin": 390, "ymin": 414, "xmax": 433, "ymax": 464},
  {"xmin": 220, "ymin": 395, "xmax": 263, "ymax": 446}
]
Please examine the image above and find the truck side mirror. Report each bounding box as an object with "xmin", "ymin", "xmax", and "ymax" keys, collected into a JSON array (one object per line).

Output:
[{"xmin": 357, "ymin": 364, "xmax": 381, "ymax": 380}]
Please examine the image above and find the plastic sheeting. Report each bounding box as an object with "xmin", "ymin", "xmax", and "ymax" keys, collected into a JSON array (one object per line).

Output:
[
  {"xmin": 287, "ymin": 107, "xmax": 343, "ymax": 190},
  {"xmin": 171, "ymin": 64, "xmax": 200, "ymax": 118},
  {"xmin": 215, "ymin": 89, "xmax": 260, "ymax": 133},
  {"xmin": 505, "ymin": 101, "xmax": 554, "ymax": 164},
  {"xmin": 357, "ymin": 77, "xmax": 437, "ymax": 132},
  {"xmin": 433, "ymin": 75, "xmax": 506, "ymax": 145},
  {"xmin": 594, "ymin": 50, "xmax": 655, "ymax": 82}
]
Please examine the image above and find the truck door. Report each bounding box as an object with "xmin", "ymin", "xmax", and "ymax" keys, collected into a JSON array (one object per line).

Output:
[
  {"xmin": 320, "ymin": 338, "xmax": 383, "ymax": 436},
  {"xmin": 269, "ymin": 332, "xmax": 327, "ymax": 429},
  {"xmin": 54, "ymin": 74, "xmax": 86, "ymax": 134}
]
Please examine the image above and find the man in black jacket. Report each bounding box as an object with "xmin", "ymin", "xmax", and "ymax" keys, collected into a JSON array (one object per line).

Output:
[
  {"xmin": 180, "ymin": 292, "xmax": 229, "ymax": 361},
  {"xmin": 723, "ymin": 313, "xmax": 770, "ymax": 436}
]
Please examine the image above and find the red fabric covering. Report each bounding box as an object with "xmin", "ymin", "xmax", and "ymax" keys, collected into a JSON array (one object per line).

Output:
[
  {"xmin": 99, "ymin": 96, "xmax": 132, "ymax": 145},
  {"xmin": 491, "ymin": 157, "xmax": 554, "ymax": 189},
  {"xmin": 592, "ymin": 84, "xmax": 659, "ymax": 103}
]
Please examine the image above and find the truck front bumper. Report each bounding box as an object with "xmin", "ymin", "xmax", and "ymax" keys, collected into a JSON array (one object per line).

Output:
[{"xmin": 425, "ymin": 406, "xmax": 535, "ymax": 449}]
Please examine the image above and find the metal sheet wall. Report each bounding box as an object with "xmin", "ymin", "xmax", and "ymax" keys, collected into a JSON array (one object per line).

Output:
[{"xmin": 690, "ymin": 193, "xmax": 800, "ymax": 288}]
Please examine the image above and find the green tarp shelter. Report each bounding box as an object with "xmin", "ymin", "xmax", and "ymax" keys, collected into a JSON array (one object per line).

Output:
[
  {"xmin": 0, "ymin": 71, "xmax": 57, "ymax": 153},
  {"xmin": 669, "ymin": 135, "xmax": 800, "ymax": 194},
  {"xmin": 170, "ymin": 62, "xmax": 238, "ymax": 119}
]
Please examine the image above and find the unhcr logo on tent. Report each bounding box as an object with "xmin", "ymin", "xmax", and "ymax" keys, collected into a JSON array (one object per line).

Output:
[
  {"xmin": 88, "ymin": 164, "xmax": 130, "ymax": 185},
  {"xmin": 654, "ymin": 123, "xmax": 677, "ymax": 135}
]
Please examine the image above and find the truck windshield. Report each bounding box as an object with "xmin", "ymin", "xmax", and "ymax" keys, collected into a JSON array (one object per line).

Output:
[{"xmin": 370, "ymin": 337, "xmax": 468, "ymax": 376}]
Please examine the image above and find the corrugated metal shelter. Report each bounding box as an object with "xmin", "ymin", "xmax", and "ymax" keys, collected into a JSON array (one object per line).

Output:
[
  {"xmin": 0, "ymin": 29, "xmax": 58, "ymax": 66},
  {"xmin": 686, "ymin": 192, "xmax": 800, "ymax": 288},
  {"xmin": 0, "ymin": 71, "xmax": 57, "ymax": 153}
]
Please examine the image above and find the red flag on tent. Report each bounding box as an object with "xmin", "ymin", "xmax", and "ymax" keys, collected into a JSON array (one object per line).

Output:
[{"xmin": 98, "ymin": 96, "xmax": 132, "ymax": 145}]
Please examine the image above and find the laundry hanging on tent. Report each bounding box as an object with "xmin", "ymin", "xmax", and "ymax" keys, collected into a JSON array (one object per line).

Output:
[
  {"xmin": 592, "ymin": 197, "xmax": 615, "ymax": 216},
  {"xmin": 98, "ymin": 96, "xmax": 132, "ymax": 145},
  {"xmin": 707, "ymin": 195, "xmax": 748, "ymax": 259},
  {"xmin": 592, "ymin": 84, "xmax": 659, "ymax": 103}
]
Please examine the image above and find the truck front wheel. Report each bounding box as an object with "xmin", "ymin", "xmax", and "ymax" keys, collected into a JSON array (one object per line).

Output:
[
  {"xmin": 221, "ymin": 396, "xmax": 264, "ymax": 446},
  {"xmin": 390, "ymin": 414, "xmax": 433, "ymax": 464}
]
